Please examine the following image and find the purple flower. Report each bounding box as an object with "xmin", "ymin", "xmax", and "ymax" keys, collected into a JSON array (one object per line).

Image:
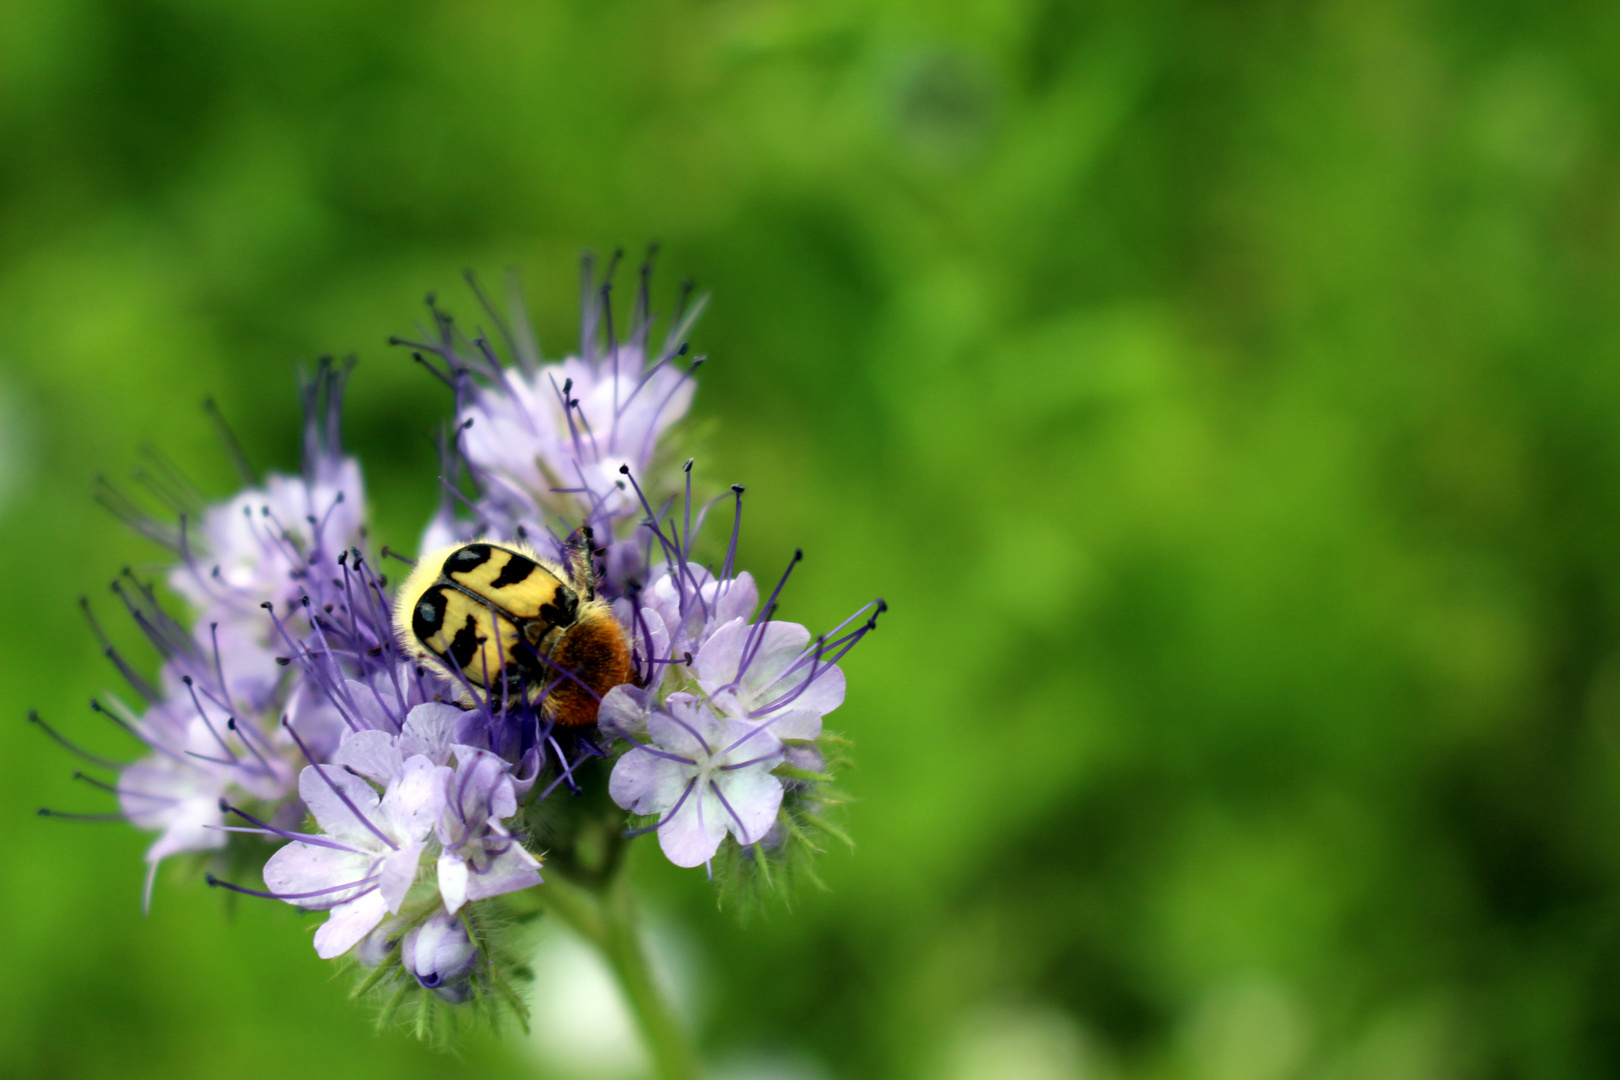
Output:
[
  {"xmin": 330, "ymin": 715, "xmax": 542, "ymax": 915},
  {"xmin": 621, "ymin": 564, "xmax": 759, "ymax": 669},
  {"xmin": 396, "ymin": 257, "xmax": 705, "ymax": 583},
  {"xmin": 169, "ymin": 461, "xmax": 365, "ymax": 631},
  {"xmin": 41, "ymin": 258, "xmax": 886, "ymax": 1029},
  {"xmin": 262, "ymin": 756, "xmax": 448, "ymax": 959},
  {"xmin": 435, "ymin": 744, "xmax": 543, "ymax": 912},
  {"xmin": 609, "ymin": 696, "xmax": 785, "ymax": 868},
  {"xmin": 692, "ymin": 618, "xmax": 845, "ymax": 738}
]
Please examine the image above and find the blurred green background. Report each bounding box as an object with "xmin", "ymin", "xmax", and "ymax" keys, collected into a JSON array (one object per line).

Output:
[{"xmin": 3, "ymin": 0, "xmax": 1620, "ymax": 1077}]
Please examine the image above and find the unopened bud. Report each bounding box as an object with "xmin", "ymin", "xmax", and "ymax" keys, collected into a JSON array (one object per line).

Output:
[{"xmin": 402, "ymin": 908, "xmax": 478, "ymax": 1002}]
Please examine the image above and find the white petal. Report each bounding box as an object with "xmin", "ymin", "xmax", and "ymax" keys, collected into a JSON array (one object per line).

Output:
[
  {"xmin": 463, "ymin": 842, "xmax": 543, "ymax": 903},
  {"xmin": 657, "ymin": 782, "xmax": 728, "ymax": 868},
  {"xmin": 343, "ymin": 679, "xmax": 399, "ymax": 732},
  {"xmin": 313, "ymin": 890, "xmax": 391, "ymax": 959},
  {"xmin": 703, "ymin": 572, "xmax": 758, "ymax": 637},
  {"xmin": 691, "ymin": 617, "xmax": 748, "ymax": 693},
  {"xmin": 732, "ymin": 622, "xmax": 814, "ymax": 704},
  {"xmin": 380, "ymin": 756, "xmax": 449, "ymax": 843},
  {"xmin": 770, "ymin": 662, "xmax": 844, "ymax": 718},
  {"xmin": 144, "ymin": 795, "xmax": 226, "ymax": 863},
  {"xmin": 598, "ymin": 684, "xmax": 652, "ymax": 743},
  {"xmin": 717, "ymin": 716, "xmax": 784, "ymax": 764},
  {"xmin": 756, "ymin": 708, "xmax": 824, "ymax": 743},
  {"xmin": 331, "ymin": 729, "xmax": 402, "ymax": 786},
  {"xmin": 264, "ymin": 841, "xmax": 375, "ymax": 910},
  {"xmin": 378, "ymin": 841, "xmax": 425, "ymax": 912},
  {"xmin": 613, "ymin": 604, "xmax": 669, "ymax": 680},
  {"xmin": 438, "ymin": 853, "xmax": 470, "ymax": 913},
  {"xmin": 649, "ymin": 697, "xmax": 723, "ymax": 759},
  {"xmin": 400, "ymin": 703, "xmax": 463, "ymax": 764},
  {"xmin": 609, "ymin": 747, "xmax": 694, "ymax": 816},
  {"xmin": 297, "ymin": 764, "xmax": 384, "ymax": 847},
  {"xmin": 713, "ymin": 767, "xmax": 784, "ymax": 846}
]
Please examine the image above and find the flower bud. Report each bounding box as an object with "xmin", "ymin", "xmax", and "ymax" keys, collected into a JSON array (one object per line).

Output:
[
  {"xmin": 402, "ymin": 908, "xmax": 479, "ymax": 1001},
  {"xmin": 354, "ymin": 915, "xmax": 410, "ymax": 969}
]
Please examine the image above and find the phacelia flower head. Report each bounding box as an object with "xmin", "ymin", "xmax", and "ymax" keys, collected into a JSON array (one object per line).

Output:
[
  {"xmin": 39, "ymin": 253, "xmax": 883, "ymax": 1039},
  {"xmin": 396, "ymin": 256, "xmax": 706, "ymax": 574}
]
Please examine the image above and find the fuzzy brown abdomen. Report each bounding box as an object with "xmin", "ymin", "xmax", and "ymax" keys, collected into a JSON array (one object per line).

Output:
[{"xmin": 544, "ymin": 604, "xmax": 633, "ymax": 727}]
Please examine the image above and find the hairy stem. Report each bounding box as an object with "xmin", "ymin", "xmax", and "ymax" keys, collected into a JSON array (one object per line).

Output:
[{"xmin": 538, "ymin": 870, "xmax": 699, "ymax": 1080}]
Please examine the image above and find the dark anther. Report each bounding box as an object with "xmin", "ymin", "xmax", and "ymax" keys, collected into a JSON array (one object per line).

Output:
[
  {"xmin": 205, "ymin": 873, "xmax": 221, "ymax": 888},
  {"xmin": 218, "ymin": 797, "xmax": 230, "ymax": 812},
  {"xmin": 338, "ymin": 550, "xmax": 348, "ymax": 566},
  {"xmin": 732, "ymin": 483, "xmax": 745, "ymax": 493},
  {"xmin": 275, "ymin": 656, "xmax": 291, "ymax": 666},
  {"xmin": 323, "ymin": 604, "xmax": 334, "ymax": 614},
  {"xmin": 682, "ymin": 652, "xmax": 693, "ymax": 665},
  {"xmin": 366, "ymin": 646, "xmax": 383, "ymax": 657},
  {"xmin": 260, "ymin": 602, "xmax": 273, "ymax": 610},
  {"xmin": 181, "ymin": 675, "xmax": 194, "ymax": 686},
  {"xmin": 676, "ymin": 342, "xmax": 689, "ymax": 356},
  {"xmin": 683, "ymin": 459, "xmax": 694, "ymax": 473},
  {"xmin": 563, "ymin": 378, "xmax": 573, "ymax": 394}
]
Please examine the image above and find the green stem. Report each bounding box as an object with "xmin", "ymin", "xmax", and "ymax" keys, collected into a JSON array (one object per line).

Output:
[{"xmin": 538, "ymin": 871, "xmax": 700, "ymax": 1080}]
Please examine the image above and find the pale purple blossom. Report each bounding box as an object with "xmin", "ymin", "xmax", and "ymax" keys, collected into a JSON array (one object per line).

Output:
[
  {"xmin": 262, "ymin": 757, "xmax": 448, "ymax": 959},
  {"xmin": 435, "ymin": 744, "xmax": 543, "ymax": 913},
  {"xmin": 396, "ymin": 258, "xmax": 705, "ymax": 570},
  {"xmin": 169, "ymin": 460, "xmax": 365, "ymax": 629},
  {"xmin": 609, "ymin": 696, "xmax": 785, "ymax": 868}
]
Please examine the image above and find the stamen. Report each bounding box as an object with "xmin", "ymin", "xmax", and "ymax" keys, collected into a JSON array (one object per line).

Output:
[
  {"xmin": 29, "ymin": 711, "xmax": 123, "ymax": 771},
  {"xmin": 206, "ymin": 872, "xmax": 380, "ymax": 903},
  {"xmin": 280, "ymin": 719, "xmax": 398, "ymax": 851},
  {"xmin": 37, "ymin": 809, "xmax": 125, "ymax": 822},
  {"xmin": 203, "ymin": 397, "xmax": 257, "ymax": 485}
]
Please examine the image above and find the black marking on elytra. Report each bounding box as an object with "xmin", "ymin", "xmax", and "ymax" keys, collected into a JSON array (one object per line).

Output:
[
  {"xmin": 489, "ymin": 554, "xmax": 537, "ymax": 590},
  {"xmin": 539, "ymin": 584, "xmax": 580, "ymax": 629},
  {"xmin": 448, "ymin": 614, "xmax": 484, "ymax": 670},
  {"xmin": 444, "ymin": 544, "xmax": 492, "ymax": 576},
  {"xmin": 412, "ymin": 588, "xmax": 448, "ymax": 641}
]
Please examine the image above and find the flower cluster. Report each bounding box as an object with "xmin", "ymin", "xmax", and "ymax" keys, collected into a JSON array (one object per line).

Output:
[{"xmin": 39, "ymin": 255, "xmax": 882, "ymax": 1026}]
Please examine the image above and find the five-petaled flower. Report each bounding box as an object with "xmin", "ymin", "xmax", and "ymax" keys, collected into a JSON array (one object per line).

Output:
[{"xmin": 610, "ymin": 696, "xmax": 786, "ymax": 868}]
